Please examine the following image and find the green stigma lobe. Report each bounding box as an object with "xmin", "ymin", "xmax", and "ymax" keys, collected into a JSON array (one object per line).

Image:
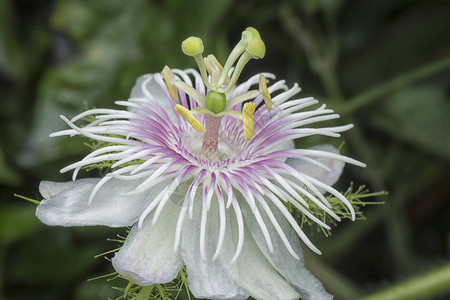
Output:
[
  {"xmin": 181, "ymin": 36, "xmax": 204, "ymax": 56},
  {"xmin": 205, "ymin": 91, "xmax": 226, "ymax": 114}
]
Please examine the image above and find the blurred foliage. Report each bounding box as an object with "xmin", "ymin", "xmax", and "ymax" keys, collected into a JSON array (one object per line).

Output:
[
  {"xmin": 1, "ymin": 0, "xmax": 449, "ymax": 299},
  {"xmin": 373, "ymin": 85, "xmax": 450, "ymax": 159}
]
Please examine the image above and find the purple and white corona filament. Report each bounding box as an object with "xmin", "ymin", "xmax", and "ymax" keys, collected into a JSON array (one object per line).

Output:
[{"xmin": 36, "ymin": 28, "xmax": 365, "ymax": 300}]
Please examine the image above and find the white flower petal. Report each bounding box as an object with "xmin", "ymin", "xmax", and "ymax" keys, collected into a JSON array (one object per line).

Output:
[
  {"xmin": 286, "ymin": 144, "xmax": 344, "ymax": 187},
  {"xmin": 181, "ymin": 194, "xmax": 249, "ymax": 300},
  {"xmin": 242, "ymin": 200, "xmax": 332, "ymax": 300},
  {"xmin": 111, "ymin": 199, "xmax": 184, "ymax": 286},
  {"xmin": 36, "ymin": 178, "xmax": 162, "ymax": 227},
  {"xmin": 129, "ymin": 73, "xmax": 175, "ymax": 119},
  {"xmin": 237, "ymin": 222, "xmax": 300, "ymax": 300},
  {"xmin": 39, "ymin": 180, "xmax": 83, "ymax": 200}
]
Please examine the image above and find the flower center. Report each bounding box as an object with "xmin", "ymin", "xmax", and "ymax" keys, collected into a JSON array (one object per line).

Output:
[
  {"xmin": 182, "ymin": 117, "xmax": 237, "ymax": 162},
  {"xmin": 162, "ymin": 27, "xmax": 273, "ymax": 156}
]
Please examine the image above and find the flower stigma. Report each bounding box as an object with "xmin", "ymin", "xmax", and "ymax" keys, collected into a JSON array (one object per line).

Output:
[{"xmin": 163, "ymin": 27, "xmax": 271, "ymax": 157}]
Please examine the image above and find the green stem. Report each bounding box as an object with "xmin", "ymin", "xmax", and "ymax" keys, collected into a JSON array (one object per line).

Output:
[
  {"xmin": 359, "ymin": 263, "xmax": 450, "ymax": 300},
  {"xmin": 340, "ymin": 56, "xmax": 450, "ymax": 115},
  {"xmin": 136, "ymin": 286, "xmax": 154, "ymax": 300},
  {"xmin": 124, "ymin": 280, "xmax": 134, "ymax": 297}
]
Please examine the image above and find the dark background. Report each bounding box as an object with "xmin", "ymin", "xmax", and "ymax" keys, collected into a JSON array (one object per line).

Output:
[{"xmin": 0, "ymin": 0, "xmax": 449, "ymax": 299}]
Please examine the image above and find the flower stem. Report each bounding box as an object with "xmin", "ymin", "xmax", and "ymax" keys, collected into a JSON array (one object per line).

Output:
[{"xmin": 359, "ymin": 263, "xmax": 450, "ymax": 300}]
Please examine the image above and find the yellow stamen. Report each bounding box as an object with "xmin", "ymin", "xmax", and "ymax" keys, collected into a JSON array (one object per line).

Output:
[
  {"xmin": 162, "ymin": 66, "xmax": 179, "ymax": 101},
  {"xmin": 242, "ymin": 102, "xmax": 255, "ymax": 140},
  {"xmin": 204, "ymin": 54, "xmax": 230, "ymax": 86},
  {"xmin": 259, "ymin": 74, "xmax": 272, "ymax": 111},
  {"xmin": 175, "ymin": 104, "xmax": 205, "ymax": 132}
]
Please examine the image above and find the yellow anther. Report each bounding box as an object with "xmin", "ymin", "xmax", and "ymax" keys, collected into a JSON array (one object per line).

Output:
[
  {"xmin": 204, "ymin": 54, "xmax": 230, "ymax": 86},
  {"xmin": 242, "ymin": 102, "xmax": 255, "ymax": 140},
  {"xmin": 162, "ymin": 66, "xmax": 179, "ymax": 101},
  {"xmin": 204, "ymin": 55, "xmax": 220, "ymax": 85},
  {"xmin": 259, "ymin": 74, "xmax": 272, "ymax": 111},
  {"xmin": 175, "ymin": 104, "xmax": 205, "ymax": 132},
  {"xmin": 204, "ymin": 54, "xmax": 221, "ymax": 74},
  {"xmin": 181, "ymin": 37, "xmax": 204, "ymax": 56}
]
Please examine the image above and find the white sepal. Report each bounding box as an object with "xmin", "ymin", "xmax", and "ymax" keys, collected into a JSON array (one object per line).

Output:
[
  {"xmin": 112, "ymin": 200, "xmax": 184, "ymax": 285},
  {"xmin": 36, "ymin": 178, "xmax": 162, "ymax": 227}
]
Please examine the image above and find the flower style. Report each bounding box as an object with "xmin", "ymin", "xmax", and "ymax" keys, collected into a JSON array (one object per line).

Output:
[{"xmin": 36, "ymin": 28, "xmax": 366, "ymax": 300}]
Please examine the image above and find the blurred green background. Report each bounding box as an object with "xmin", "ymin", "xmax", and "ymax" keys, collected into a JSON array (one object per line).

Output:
[{"xmin": 1, "ymin": 0, "xmax": 449, "ymax": 299}]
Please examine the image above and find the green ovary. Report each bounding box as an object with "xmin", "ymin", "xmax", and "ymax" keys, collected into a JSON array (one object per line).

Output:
[{"xmin": 205, "ymin": 91, "xmax": 226, "ymax": 114}]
